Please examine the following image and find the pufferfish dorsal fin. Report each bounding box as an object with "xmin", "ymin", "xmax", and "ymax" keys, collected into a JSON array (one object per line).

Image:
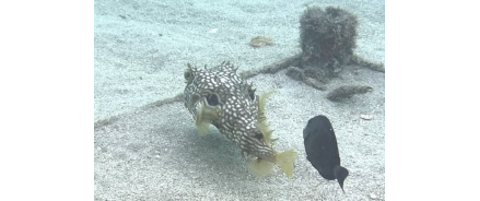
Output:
[
  {"xmin": 185, "ymin": 63, "xmax": 202, "ymax": 85},
  {"xmin": 256, "ymin": 90, "xmax": 276, "ymax": 146}
]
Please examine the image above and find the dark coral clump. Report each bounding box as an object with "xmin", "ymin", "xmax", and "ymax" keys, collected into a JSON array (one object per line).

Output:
[{"xmin": 300, "ymin": 6, "xmax": 358, "ymax": 76}]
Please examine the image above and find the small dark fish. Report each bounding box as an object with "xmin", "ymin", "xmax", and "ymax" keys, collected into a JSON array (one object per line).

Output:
[{"xmin": 303, "ymin": 115, "xmax": 349, "ymax": 192}]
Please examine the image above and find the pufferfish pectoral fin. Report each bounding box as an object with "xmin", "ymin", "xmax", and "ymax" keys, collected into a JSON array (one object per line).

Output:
[
  {"xmin": 195, "ymin": 105, "xmax": 210, "ymax": 136},
  {"xmin": 194, "ymin": 104, "xmax": 219, "ymax": 136}
]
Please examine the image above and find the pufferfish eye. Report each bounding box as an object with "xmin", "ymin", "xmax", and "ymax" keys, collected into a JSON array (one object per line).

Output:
[
  {"xmin": 184, "ymin": 68, "xmax": 194, "ymax": 85},
  {"xmin": 245, "ymin": 82, "xmax": 256, "ymax": 102},
  {"xmin": 248, "ymin": 87, "xmax": 256, "ymax": 101},
  {"xmin": 184, "ymin": 71, "xmax": 192, "ymax": 80},
  {"xmin": 206, "ymin": 93, "xmax": 220, "ymax": 106},
  {"xmin": 249, "ymin": 91, "xmax": 255, "ymax": 101},
  {"xmin": 254, "ymin": 133, "xmax": 263, "ymax": 140}
]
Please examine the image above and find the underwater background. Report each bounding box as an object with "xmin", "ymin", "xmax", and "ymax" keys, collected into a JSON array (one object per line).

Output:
[{"xmin": 94, "ymin": 0, "xmax": 385, "ymax": 200}]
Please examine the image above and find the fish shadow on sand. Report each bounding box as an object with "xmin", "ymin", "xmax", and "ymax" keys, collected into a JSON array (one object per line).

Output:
[
  {"xmin": 143, "ymin": 104, "xmax": 256, "ymax": 186},
  {"xmin": 167, "ymin": 125, "xmax": 251, "ymax": 180}
]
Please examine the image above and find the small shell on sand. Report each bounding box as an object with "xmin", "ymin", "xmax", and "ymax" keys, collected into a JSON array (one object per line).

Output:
[
  {"xmin": 249, "ymin": 36, "xmax": 274, "ymax": 47},
  {"xmin": 360, "ymin": 114, "xmax": 373, "ymax": 120}
]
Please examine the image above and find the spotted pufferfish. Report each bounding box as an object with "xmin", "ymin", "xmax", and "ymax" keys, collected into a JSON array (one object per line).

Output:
[{"xmin": 183, "ymin": 61, "xmax": 297, "ymax": 178}]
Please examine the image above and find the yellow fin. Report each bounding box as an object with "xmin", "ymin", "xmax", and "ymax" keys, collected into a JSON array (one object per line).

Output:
[
  {"xmin": 248, "ymin": 158, "xmax": 275, "ymax": 178},
  {"xmin": 196, "ymin": 120, "xmax": 210, "ymax": 136},
  {"xmin": 258, "ymin": 90, "xmax": 275, "ymax": 119},
  {"xmin": 257, "ymin": 90, "xmax": 275, "ymax": 145},
  {"xmin": 195, "ymin": 105, "xmax": 209, "ymax": 136},
  {"xmin": 257, "ymin": 123, "xmax": 274, "ymax": 146},
  {"xmin": 195, "ymin": 105, "xmax": 218, "ymax": 136},
  {"xmin": 275, "ymin": 149, "xmax": 297, "ymax": 178}
]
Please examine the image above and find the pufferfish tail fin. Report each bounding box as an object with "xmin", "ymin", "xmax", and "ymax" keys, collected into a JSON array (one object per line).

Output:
[
  {"xmin": 194, "ymin": 104, "xmax": 218, "ymax": 136},
  {"xmin": 275, "ymin": 149, "xmax": 297, "ymax": 179}
]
